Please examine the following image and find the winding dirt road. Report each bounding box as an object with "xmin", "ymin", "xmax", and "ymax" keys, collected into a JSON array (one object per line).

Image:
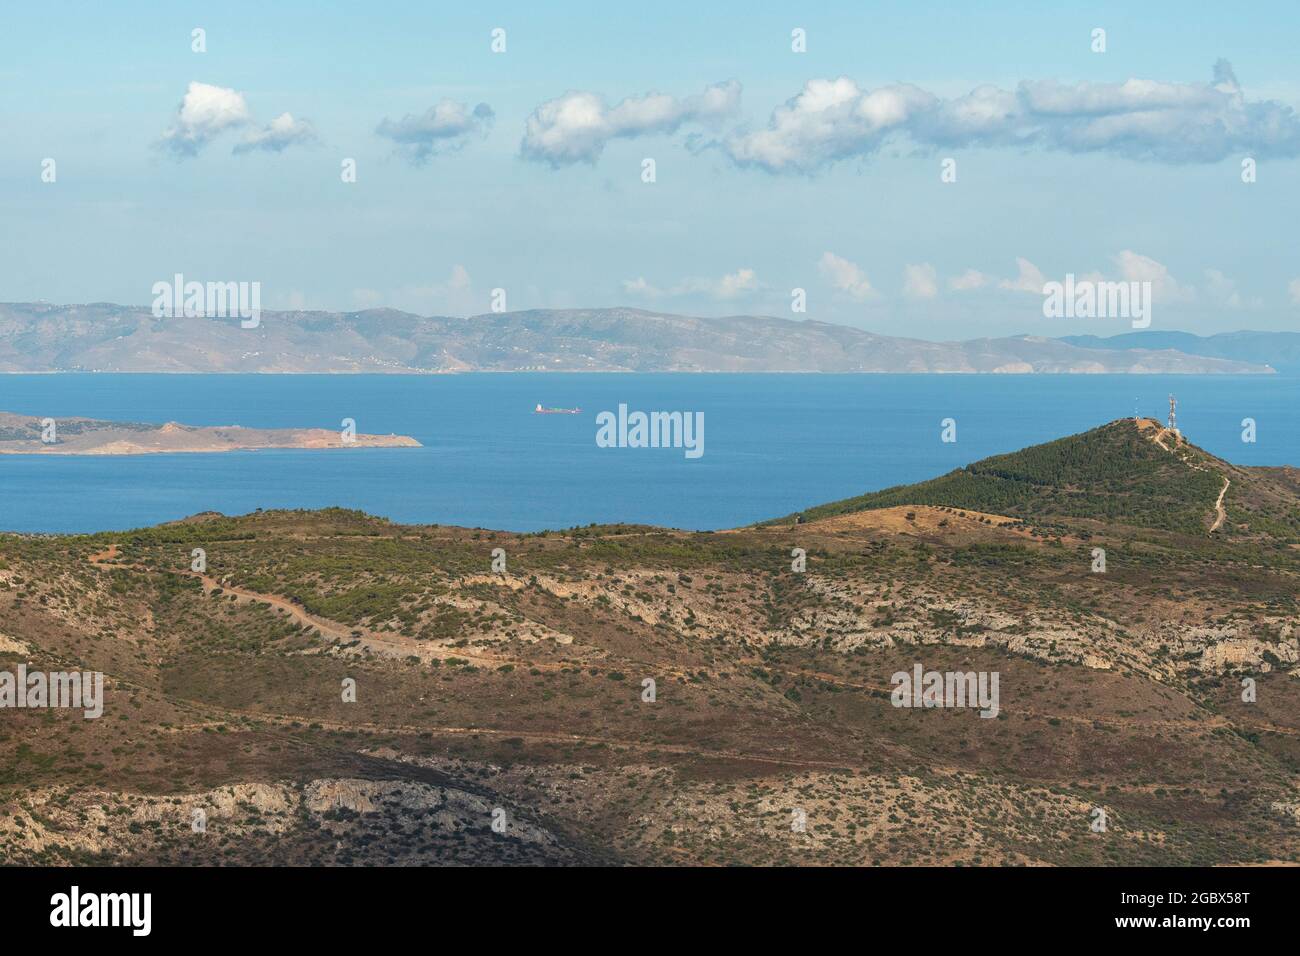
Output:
[
  {"xmin": 1211, "ymin": 476, "xmax": 1230, "ymax": 532},
  {"xmin": 1142, "ymin": 423, "xmax": 1230, "ymax": 534}
]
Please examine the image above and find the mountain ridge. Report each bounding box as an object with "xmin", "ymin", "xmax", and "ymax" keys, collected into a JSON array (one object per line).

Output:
[
  {"xmin": 0, "ymin": 302, "xmax": 1274, "ymax": 374},
  {"xmin": 1062, "ymin": 330, "xmax": 1300, "ymax": 373}
]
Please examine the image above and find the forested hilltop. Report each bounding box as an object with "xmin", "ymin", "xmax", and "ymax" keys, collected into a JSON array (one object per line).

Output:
[{"xmin": 767, "ymin": 418, "xmax": 1300, "ymax": 540}]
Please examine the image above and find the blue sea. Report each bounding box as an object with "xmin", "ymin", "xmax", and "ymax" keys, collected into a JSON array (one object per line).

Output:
[{"xmin": 2, "ymin": 373, "xmax": 1298, "ymax": 534}]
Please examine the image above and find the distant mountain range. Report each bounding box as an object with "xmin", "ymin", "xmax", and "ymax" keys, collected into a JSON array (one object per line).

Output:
[
  {"xmin": 1061, "ymin": 330, "xmax": 1300, "ymax": 374},
  {"xmin": 0, "ymin": 302, "xmax": 1276, "ymax": 374}
]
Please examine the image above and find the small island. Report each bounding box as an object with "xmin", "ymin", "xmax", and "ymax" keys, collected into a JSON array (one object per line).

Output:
[{"xmin": 0, "ymin": 411, "xmax": 420, "ymax": 455}]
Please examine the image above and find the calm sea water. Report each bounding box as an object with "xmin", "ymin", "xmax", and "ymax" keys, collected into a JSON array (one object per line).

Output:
[{"xmin": 2, "ymin": 373, "xmax": 1298, "ymax": 534}]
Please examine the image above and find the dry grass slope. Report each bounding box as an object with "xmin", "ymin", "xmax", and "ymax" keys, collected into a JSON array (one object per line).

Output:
[{"xmin": 2, "ymin": 422, "xmax": 1298, "ymax": 866}]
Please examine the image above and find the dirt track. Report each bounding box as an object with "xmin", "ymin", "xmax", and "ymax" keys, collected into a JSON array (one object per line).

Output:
[
  {"xmin": 1141, "ymin": 421, "xmax": 1231, "ymax": 534},
  {"xmin": 1211, "ymin": 477, "xmax": 1230, "ymax": 532}
]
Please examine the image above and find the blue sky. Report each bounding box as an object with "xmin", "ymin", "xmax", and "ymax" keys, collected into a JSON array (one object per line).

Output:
[{"xmin": 2, "ymin": 0, "xmax": 1299, "ymax": 339}]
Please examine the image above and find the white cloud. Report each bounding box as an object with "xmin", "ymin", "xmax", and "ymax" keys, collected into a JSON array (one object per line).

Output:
[
  {"xmin": 159, "ymin": 82, "xmax": 253, "ymax": 157},
  {"xmin": 1203, "ymin": 268, "xmax": 1242, "ymax": 308},
  {"xmin": 351, "ymin": 265, "xmax": 476, "ymax": 315},
  {"xmin": 1289, "ymin": 278, "xmax": 1300, "ymax": 305},
  {"xmin": 728, "ymin": 78, "xmax": 935, "ymax": 173},
  {"xmin": 522, "ymin": 81, "xmax": 740, "ymax": 166},
  {"xmin": 1114, "ymin": 250, "xmax": 1194, "ymax": 303},
  {"xmin": 711, "ymin": 268, "xmax": 759, "ymax": 299},
  {"xmin": 998, "ymin": 258, "xmax": 1048, "ymax": 294},
  {"xmin": 405, "ymin": 264, "xmax": 475, "ymax": 312},
  {"xmin": 235, "ymin": 112, "xmax": 317, "ymax": 153},
  {"xmin": 351, "ymin": 288, "xmax": 385, "ymax": 309},
  {"xmin": 376, "ymin": 100, "xmax": 494, "ymax": 164},
  {"xmin": 902, "ymin": 263, "xmax": 939, "ymax": 299},
  {"xmin": 985, "ymin": 252, "xmax": 1192, "ymax": 303},
  {"xmin": 446, "ymin": 264, "xmax": 472, "ymax": 292},
  {"xmin": 622, "ymin": 267, "xmax": 758, "ymax": 301},
  {"xmin": 159, "ymin": 82, "xmax": 316, "ymax": 158},
  {"xmin": 949, "ymin": 268, "xmax": 991, "ymax": 291},
  {"xmin": 272, "ymin": 290, "xmax": 313, "ymax": 311},
  {"xmin": 621, "ymin": 276, "xmax": 659, "ymax": 297},
  {"xmin": 818, "ymin": 252, "xmax": 875, "ymax": 300},
  {"xmin": 726, "ymin": 61, "xmax": 1300, "ymax": 172}
]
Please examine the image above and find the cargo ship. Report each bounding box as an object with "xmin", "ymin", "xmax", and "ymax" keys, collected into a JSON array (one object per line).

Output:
[{"xmin": 535, "ymin": 404, "xmax": 581, "ymax": 414}]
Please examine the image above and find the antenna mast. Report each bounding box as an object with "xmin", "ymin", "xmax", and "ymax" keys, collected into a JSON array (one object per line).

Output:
[{"xmin": 1168, "ymin": 394, "xmax": 1178, "ymax": 435}]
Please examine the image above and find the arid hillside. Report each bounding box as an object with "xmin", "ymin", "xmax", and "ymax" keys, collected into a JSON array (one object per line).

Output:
[
  {"xmin": 2, "ymin": 420, "xmax": 1298, "ymax": 866},
  {"xmin": 0, "ymin": 411, "xmax": 419, "ymax": 455}
]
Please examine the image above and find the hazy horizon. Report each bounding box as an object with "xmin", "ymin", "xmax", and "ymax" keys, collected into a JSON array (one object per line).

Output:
[
  {"xmin": 6, "ymin": 299, "xmax": 1299, "ymax": 345},
  {"xmin": 4, "ymin": 1, "xmax": 1299, "ymax": 339}
]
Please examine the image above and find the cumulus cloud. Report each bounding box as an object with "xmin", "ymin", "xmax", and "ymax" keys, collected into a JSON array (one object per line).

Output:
[
  {"xmin": 447, "ymin": 264, "xmax": 472, "ymax": 291},
  {"xmin": 902, "ymin": 263, "xmax": 939, "ymax": 299},
  {"xmin": 405, "ymin": 264, "xmax": 476, "ymax": 312},
  {"xmin": 998, "ymin": 258, "xmax": 1048, "ymax": 294},
  {"xmin": 1203, "ymin": 268, "xmax": 1242, "ymax": 308},
  {"xmin": 1113, "ymin": 250, "xmax": 1194, "ymax": 303},
  {"xmin": 949, "ymin": 268, "xmax": 991, "ymax": 291},
  {"xmin": 376, "ymin": 100, "xmax": 495, "ymax": 164},
  {"xmin": 622, "ymin": 267, "xmax": 758, "ymax": 300},
  {"xmin": 159, "ymin": 82, "xmax": 253, "ymax": 157},
  {"xmin": 522, "ymin": 80, "xmax": 741, "ymax": 166},
  {"xmin": 975, "ymin": 252, "xmax": 1193, "ymax": 303},
  {"xmin": 818, "ymin": 252, "xmax": 876, "ymax": 300},
  {"xmin": 351, "ymin": 265, "xmax": 476, "ymax": 315},
  {"xmin": 726, "ymin": 61, "xmax": 1300, "ymax": 172},
  {"xmin": 711, "ymin": 268, "xmax": 760, "ymax": 299},
  {"xmin": 728, "ymin": 79, "xmax": 937, "ymax": 173},
  {"xmin": 1206, "ymin": 269, "xmax": 1265, "ymax": 309},
  {"xmin": 234, "ymin": 112, "xmax": 317, "ymax": 153},
  {"xmin": 1289, "ymin": 278, "xmax": 1300, "ymax": 305},
  {"xmin": 622, "ymin": 276, "xmax": 658, "ymax": 297},
  {"xmin": 159, "ymin": 81, "xmax": 317, "ymax": 158}
]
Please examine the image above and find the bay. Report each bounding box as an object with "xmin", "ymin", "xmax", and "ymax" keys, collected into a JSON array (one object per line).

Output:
[{"xmin": 1, "ymin": 373, "xmax": 1296, "ymax": 534}]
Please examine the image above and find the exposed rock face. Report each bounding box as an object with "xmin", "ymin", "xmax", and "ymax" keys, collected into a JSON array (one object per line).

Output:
[
  {"xmin": 0, "ymin": 633, "xmax": 30, "ymax": 654},
  {"xmin": 1, "ymin": 779, "xmax": 579, "ymax": 865},
  {"xmin": 1200, "ymin": 636, "xmax": 1299, "ymax": 672}
]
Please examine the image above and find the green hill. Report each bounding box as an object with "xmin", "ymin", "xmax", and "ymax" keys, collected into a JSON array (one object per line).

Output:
[{"xmin": 766, "ymin": 418, "xmax": 1300, "ymax": 538}]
